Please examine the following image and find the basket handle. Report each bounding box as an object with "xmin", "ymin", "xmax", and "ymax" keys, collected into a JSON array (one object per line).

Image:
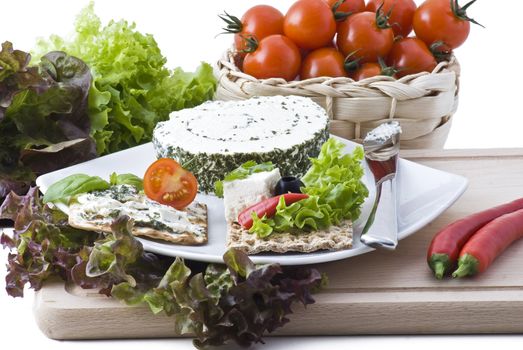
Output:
[
  {"xmin": 388, "ymin": 97, "xmax": 397, "ymax": 120},
  {"xmin": 325, "ymin": 95, "xmax": 334, "ymax": 119}
]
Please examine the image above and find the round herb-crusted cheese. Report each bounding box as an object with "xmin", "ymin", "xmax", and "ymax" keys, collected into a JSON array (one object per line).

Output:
[{"xmin": 152, "ymin": 96, "xmax": 329, "ymax": 193}]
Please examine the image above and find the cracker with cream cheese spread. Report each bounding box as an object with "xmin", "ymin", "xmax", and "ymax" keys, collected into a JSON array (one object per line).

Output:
[{"xmin": 68, "ymin": 185, "xmax": 208, "ymax": 245}]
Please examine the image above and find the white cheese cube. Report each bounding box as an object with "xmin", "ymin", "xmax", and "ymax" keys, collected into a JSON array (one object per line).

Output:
[{"xmin": 223, "ymin": 168, "xmax": 281, "ymax": 224}]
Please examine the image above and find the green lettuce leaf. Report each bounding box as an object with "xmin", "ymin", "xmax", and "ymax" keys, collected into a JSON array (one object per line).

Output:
[
  {"xmin": 283, "ymin": 196, "xmax": 332, "ymax": 231},
  {"xmin": 34, "ymin": 2, "xmax": 216, "ymax": 155},
  {"xmin": 86, "ymin": 216, "xmax": 143, "ymax": 287},
  {"xmin": 249, "ymin": 213, "xmax": 274, "ymax": 238},
  {"xmin": 302, "ymin": 138, "xmax": 368, "ymax": 221},
  {"xmin": 249, "ymin": 138, "xmax": 368, "ymax": 238},
  {"xmin": 214, "ymin": 161, "xmax": 275, "ymax": 197}
]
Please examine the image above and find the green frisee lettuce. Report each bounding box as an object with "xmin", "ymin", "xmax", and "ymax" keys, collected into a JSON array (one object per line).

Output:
[
  {"xmin": 34, "ymin": 2, "xmax": 216, "ymax": 155},
  {"xmin": 250, "ymin": 138, "xmax": 368, "ymax": 238}
]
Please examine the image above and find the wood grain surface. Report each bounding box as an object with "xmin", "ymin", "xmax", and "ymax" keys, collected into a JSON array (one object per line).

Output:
[{"xmin": 33, "ymin": 149, "xmax": 523, "ymax": 339}]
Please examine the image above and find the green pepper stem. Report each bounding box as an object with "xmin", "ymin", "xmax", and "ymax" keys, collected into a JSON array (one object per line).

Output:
[
  {"xmin": 428, "ymin": 253, "xmax": 451, "ymax": 279},
  {"xmin": 433, "ymin": 261, "xmax": 446, "ymax": 280},
  {"xmin": 452, "ymin": 254, "xmax": 479, "ymax": 278}
]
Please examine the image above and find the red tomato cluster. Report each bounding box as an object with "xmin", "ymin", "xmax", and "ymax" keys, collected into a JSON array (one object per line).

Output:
[{"xmin": 220, "ymin": 0, "xmax": 481, "ymax": 81}]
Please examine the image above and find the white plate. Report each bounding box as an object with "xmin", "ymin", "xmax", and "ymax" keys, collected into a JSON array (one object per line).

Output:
[{"xmin": 36, "ymin": 137, "xmax": 467, "ymax": 265}]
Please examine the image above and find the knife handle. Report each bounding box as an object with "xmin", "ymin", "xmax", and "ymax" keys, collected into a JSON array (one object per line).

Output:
[{"xmin": 360, "ymin": 175, "xmax": 398, "ymax": 250}]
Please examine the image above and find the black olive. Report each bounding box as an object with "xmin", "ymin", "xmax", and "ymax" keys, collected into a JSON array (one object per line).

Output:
[{"xmin": 275, "ymin": 176, "xmax": 304, "ymax": 195}]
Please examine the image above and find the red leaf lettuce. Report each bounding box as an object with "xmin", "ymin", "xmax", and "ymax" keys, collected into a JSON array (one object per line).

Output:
[
  {"xmin": 1, "ymin": 188, "xmax": 326, "ymax": 348},
  {"xmin": 0, "ymin": 42, "xmax": 95, "ymax": 202}
]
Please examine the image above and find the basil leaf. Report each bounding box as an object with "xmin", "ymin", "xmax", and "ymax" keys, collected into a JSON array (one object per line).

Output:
[
  {"xmin": 109, "ymin": 172, "xmax": 143, "ymax": 190},
  {"xmin": 43, "ymin": 174, "xmax": 110, "ymax": 204}
]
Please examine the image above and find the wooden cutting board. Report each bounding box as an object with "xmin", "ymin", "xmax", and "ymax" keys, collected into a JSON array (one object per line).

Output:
[{"xmin": 34, "ymin": 149, "xmax": 523, "ymax": 340}]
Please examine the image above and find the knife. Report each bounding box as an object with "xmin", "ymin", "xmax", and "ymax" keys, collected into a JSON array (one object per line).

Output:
[{"xmin": 360, "ymin": 121, "xmax": 401, "ymax": 250}]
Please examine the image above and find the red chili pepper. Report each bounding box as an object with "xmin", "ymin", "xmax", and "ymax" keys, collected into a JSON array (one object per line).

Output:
[
  {"xmin": 452, "ymin": 208, "xmax": 523, "ymax": 278},
  {"xmin": 237, "ymin": 193, "xmax": 309, "ymax": 229},
  {"xmin": 427, "ymin": 198, "xmax": 523, "ymax": 279}
]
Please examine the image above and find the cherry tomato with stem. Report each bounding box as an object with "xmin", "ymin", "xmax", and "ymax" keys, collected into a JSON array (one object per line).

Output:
[
  {"xmin": 413, "ymin": 0, "xmax": 483, "ymax": 51},
  {"xmin": 284, "ymin": 0, "xmax": 337, "ymax": 50},
  {"xmin": 387, "ymin": 37, "xmax": 437, "ymax": 78},
  {"xmin": 350, "ymin": 58, "xmax": 397, "ymax": 81},
  {"xmin": 366, "ymin": 0, "xmax": 417, "ymax": 38},
  {"xmin": 325, "ymin": 0, "xmax": 366, "ymax": 20},
  {"xmin": 337, "ymin": 7, "xmax": 395, "ymax": 63},
  {"xmin": 301, "ymin": 47, "xmax": 348, "ymax": 79},
  {"xmin": 242, "ymin": 34, "xmax": 301, "ymax": 81},
  {"xmin": 219, "ymin": 5, "xmax": 284, "ymax": 53},
  {"xmin": 144, "ymin": 158, "xmax": 198, "ymax": 210}
]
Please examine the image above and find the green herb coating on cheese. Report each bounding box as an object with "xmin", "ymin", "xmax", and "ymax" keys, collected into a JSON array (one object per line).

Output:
[{"xmin": 152, "ymin": 96, "xmax": 330, "ymax": 193}]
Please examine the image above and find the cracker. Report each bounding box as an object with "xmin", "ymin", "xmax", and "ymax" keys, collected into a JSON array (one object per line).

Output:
[
  {"xmin": 226, "ymin": 220, "xmax": 352, "ymax": 255},
  {"xmin": 69, "ymin": 202, "xmax": 208, "ymax": 246}
]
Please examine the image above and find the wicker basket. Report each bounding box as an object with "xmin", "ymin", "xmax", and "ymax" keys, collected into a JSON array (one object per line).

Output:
[{"xmin": 215, "ymin": 49, "xmax": 460, "ymax": 149}]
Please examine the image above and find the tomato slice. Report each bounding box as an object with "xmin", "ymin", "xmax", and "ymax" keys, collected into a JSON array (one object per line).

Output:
[{"xmin": 143, "ymin": 158, "xmax": 198, "ymax": 210}]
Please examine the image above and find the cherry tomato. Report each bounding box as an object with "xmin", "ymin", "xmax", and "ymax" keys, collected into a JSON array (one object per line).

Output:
[
  {"xmin": 325, "ymin": 0, "xmax": 365, "ymax": 17},
  {"xmin": 337, "ymin": 11, "xmax": 394, "ymax": 63},
  {"xmin": 413, "ymin": 0, "xmax": 481, "ymax": 51},
  {"xmin": 350, "ymin": 60, "xmax": 397, "ymax": 81},
  {"xmin": 301, "ymin": 47, "xmax": 348, "ymax": 79},
  {"xmin": 284, "ymin": 0, "xmax": 337, "ymax": 50},
  {"xmin": 299, "ymin": 40, "xmax": 336, "ymax": 60},
  {"xmin": 350, "ymin": 63, "xmax": 382, "ymax": 81},
  {"xmin": 325, "ymin": 0, "xmax": 366, "ymax": 30},
  {"xmin": 243, "ymin": 35, "xmax": 301, "ymax": 81},
  {"xmin": 144, "ymin": 158, "xmax": 198, "ymax": 210},
  {"xmin": 366, "ymin": 0, "xmax": 417, "ymax": 37},
  {"xmin": 387, "ymin": 37, "xmax": 437, "ymax": 78},
  {"xmin": 224, "ymin": 5, "xmax": 284, "ymax": 53}
]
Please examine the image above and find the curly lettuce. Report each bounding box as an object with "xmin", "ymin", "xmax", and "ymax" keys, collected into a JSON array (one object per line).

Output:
[
  {"xmin": 1, "ymin": 188, "xmax": 325, "ymax": 348},
  {"xmin": 250, "ymin": 138, "xmax": 368, "ymax": 238},
  {"xmin": 34, "ymin": 2, "xmax": 216, "ymax": 155},
  {"xmin": 301, "ymin": 137, "xmax": 368, "ymax": 222},
  {"xmin": 0, "ymin": 42, "xmax": 95, "ymax": 202}
]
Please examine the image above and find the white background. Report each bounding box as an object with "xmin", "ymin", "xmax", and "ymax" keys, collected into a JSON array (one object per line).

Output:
[{"xmin": 2, "ymin": 0, "xmax": 523, "ymax": 349}]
